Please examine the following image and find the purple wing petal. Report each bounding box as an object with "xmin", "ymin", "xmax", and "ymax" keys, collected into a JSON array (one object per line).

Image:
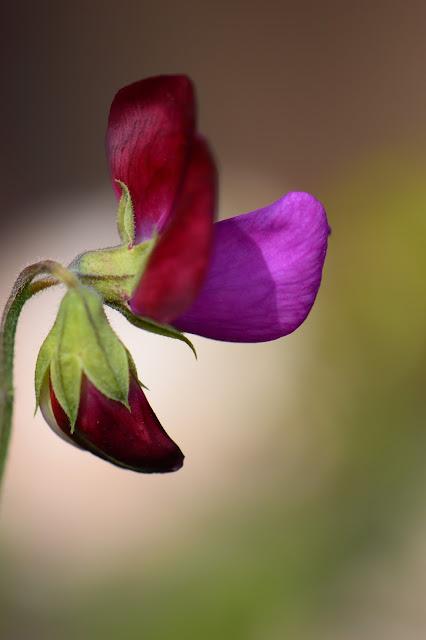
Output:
[
  {"xmin": 130, "ymin": 136, "xmax": 217, "ymax": 324},
  {"xmin": 174, "ymin": 192, "xmax": 330, "ymax": 342},
  {"xmin": 106, "ymin": 75, "xmax": 195, "ymax": 242}
]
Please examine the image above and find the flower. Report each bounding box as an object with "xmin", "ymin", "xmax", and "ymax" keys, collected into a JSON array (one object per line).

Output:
[
  {"xmin": 37, "ymin": 75, "xmax": 329, "ymax": 475},
  {"xmin": 105, "ymin": 75, "xmax": 330, "ymax": 341}
]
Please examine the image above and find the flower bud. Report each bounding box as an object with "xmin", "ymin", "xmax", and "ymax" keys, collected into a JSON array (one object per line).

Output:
[
  {"xmin": 35, "ymin": 283, "xmax": 183, "ymax": 472},
  {"xmin": 39, "ymin": 371, "xmax": 184, "ymax": 473}
]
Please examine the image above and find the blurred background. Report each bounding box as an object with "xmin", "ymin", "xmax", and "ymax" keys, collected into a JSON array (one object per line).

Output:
[{"xmin": 1, "ymin": 0, "xmax": 425, "ymax": 638}]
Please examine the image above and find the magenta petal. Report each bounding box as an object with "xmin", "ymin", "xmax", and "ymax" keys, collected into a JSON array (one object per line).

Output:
[
  {"xmin": 49, "ymin": 374, "xmax": 184, "ymax": 473},
  {"xmin": 130, "ymin": 136, "xmax": 217, "ymax": 324},
  {"xmin": 174, "ymin": 192, "xmax": 330, "ymax": 342},
  {"xmin": 106, "ymin": 75, "xmax": 195, "ymax": 242}
]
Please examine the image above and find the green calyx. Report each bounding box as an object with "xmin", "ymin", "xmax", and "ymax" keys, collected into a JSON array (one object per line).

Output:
[
  {"xmin": 65, "ymin": 181, "xmax": 196, "ymax": 359},
  {"xmin": 69, "ymin": 181, "xmax": 156, "ymax": 305},
  {"xmin": 70, "ymin": 241, "xmax": 154, "ymax": 305},
  {"xmin": 35, "ymin": 284, "xmax": 131, "ymax": 432}
]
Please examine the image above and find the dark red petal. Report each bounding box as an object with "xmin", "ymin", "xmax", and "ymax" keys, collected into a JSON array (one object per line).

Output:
[
  {"xmin": 50, "ymin": 374, "xmax": 184, "ymax": 473},
  {"xmin": 106, "ymin": 75, "xmax": 195, "ymax": 242},
  {"xmin": 130, "ymin": 135, "xmax": 217, "ymax": 324}
]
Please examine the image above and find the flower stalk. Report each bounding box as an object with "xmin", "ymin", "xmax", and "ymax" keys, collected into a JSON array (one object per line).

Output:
[{"xmin": 0, "ymin": 260, "xmax": 75, "ymax": 493}]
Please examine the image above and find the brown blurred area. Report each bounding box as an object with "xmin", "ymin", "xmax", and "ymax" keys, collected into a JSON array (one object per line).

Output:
[
  {"xmin": 1, "ymin": 2, "xmax": 426, "ymax": 639},
  {"xmin": 1, "ymin": 0, "xmax": 425, "ymax": 223}
]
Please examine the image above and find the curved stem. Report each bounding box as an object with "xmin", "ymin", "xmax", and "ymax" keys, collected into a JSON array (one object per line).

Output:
[
  {"xmin": 0, "ymin": 260, "xmax": 71, "ymax": 495},
  {"xmin": 27, "ymin": 275, "xmax": 60, "ymax": 297}
]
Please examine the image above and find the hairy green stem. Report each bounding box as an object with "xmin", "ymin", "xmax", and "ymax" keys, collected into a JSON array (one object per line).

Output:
[{"xmin": 0, "ymin": 260, "xmax": 71, "ymax": 495}]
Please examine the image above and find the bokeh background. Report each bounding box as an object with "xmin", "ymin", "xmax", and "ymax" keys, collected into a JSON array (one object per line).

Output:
[{"xmin": 1, "ymin": 1, "xmax": 426, "ymax": 638}]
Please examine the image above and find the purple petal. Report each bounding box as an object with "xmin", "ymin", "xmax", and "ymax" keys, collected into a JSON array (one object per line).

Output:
[{"xmin": 174, "ymin": 192, "xmax": 330, "ymax": 342}]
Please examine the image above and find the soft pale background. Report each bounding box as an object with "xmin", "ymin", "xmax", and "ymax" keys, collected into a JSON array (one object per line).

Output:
[{"xmin": 1, "ymin": 1, "xmax": 425, "ymax": 638}]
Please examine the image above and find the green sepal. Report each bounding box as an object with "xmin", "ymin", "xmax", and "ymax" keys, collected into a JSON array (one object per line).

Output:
[
  {"xmin": 35, "ymin": 284, "xmax": 131, "ymax": 432},
  {"xmin": 50, "ymin": 353, "xmax": 82, "ymax": 430},
  {"xmin": 125, "ymin": 347, "xmax": 148, "ymax": 390},
  {"xmin": 116, "ymin": 180, "xmax": 135, "ymax": 247},
  {"xmin": 34, "ymin": 321, "xmax": 60, "ymax": 414},
  {"xmin": 108, "ymin": 301, "xmax": 197, "ymax": 359}
]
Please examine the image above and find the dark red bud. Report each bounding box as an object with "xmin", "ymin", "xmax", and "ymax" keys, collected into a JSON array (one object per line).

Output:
[{"xmin": 49, "ymin": 373, "xmax": 184, "ymax": 473}]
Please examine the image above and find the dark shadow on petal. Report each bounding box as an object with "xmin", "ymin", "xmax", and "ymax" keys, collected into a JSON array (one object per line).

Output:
[{"xmin": 174, "ymin": 219, "xmax": 281, "ymax": 342}]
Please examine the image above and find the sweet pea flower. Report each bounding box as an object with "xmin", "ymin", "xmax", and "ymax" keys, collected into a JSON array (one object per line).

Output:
[
  {"xmin": 0, "ymin": 76, "xmax": 330, "ymax": 487},
  {"xmin": 103, "ymin": 75, "xmax": 330, "ymax": 341},
  {"xmin": 37, "ymin": 75, "xmax": 329, "ymax": 475}
]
